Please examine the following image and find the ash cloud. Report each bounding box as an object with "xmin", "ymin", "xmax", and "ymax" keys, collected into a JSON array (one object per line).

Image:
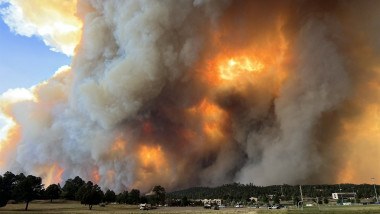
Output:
[{"xmin": 1, "ymin": 0, "xmax": 380, "ymax": 192}]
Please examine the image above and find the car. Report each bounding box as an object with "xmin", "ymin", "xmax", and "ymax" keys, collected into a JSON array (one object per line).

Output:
[
  {"xmin": 219, "ymin": 204, "xmax": 226, "ymax": 208},
  {"xmin": 267, "ymin": 205, "xmax": 279, "ymax": 209},
  {"xmin": 139, "ymin": 203, "xmax": 150, "ymax": 210},
  {"xmin": 204, "ymin": 204, "xmax": 211, "ymax": 209}
]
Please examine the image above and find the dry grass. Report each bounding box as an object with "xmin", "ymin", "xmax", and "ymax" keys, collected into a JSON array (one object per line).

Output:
[
  {"xmin": 0, "ymin": 200, "xmax": 256, "ymax": 214},
  {"xmin": 0, "ymin": 200, "xmax": 138, "ymax": 214},
  {"xmin": 1, "ymin": 201, "xmax": 380, "ymax": 214}
]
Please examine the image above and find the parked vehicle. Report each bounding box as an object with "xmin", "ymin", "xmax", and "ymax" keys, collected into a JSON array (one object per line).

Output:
[
  {"xmin": 204, "ymin": 204, "xmax": 211, "ymax": 209},
  {"xmin": 139, "ymin": 203, "xmax": 150, "ymax": 210}
]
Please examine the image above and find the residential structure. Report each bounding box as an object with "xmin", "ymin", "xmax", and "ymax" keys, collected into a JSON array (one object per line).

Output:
[
  {"xmin": 201, "ymin": 199, "xmax": 223, "ymax": 205},
  {"xmin": 249, "ymin": 197, "xmax": 258, "ymax": 202},
  {"xmin": 332, "ymin": 192, "xmax": 356, "ymax": 200}
]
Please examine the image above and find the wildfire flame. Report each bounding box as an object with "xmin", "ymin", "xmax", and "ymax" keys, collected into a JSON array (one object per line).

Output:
[
  {"xmin": 187, "ymin": 99, "xmax": 229, "ymax": 144},
  {"xmin": 43, "ymin": 165, "xmax": 65, "ymax": 185},
  {"xmin": 219, "ymin": 57, "xmax": 264, "ymax": 80},
  {"xmin": 0, "ymin": 1, "xmax": 380, "ymax": 192},
  {"xmin": 139, "ymin": 145, "xmax": 166, "ymax": 170},
  {"xmin": 93, "ymin": 169, "xmax": 100, "ymax": 184}
]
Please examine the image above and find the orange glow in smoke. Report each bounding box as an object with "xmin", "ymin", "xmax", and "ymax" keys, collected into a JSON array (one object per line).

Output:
[
  {"xmin": 187, "ymin": 99, "xmax": 229, "ymax": 143},
  {"xmin": 56, "ymin": 168, "xmax": 65, "ymax": 183},
  {"xmin": 0, "ymin": 124, "xmax": 21, "ymax": 169},
  {"xmin": 37, "ymin": 164, "xmax": 65, "ymax": 186},
  {"xmin": 93, "ymin": 169, "xmax": 100, "ymax": 184},
  {"xmin": 107, "ymin": 169, "xmax": 115, "ymax": 181},
  {"xmin": 219, "ymin": 57, "xmax": 264, "ymax": 80},
  {"xmin": 337, "ymin": 162, "xmax": 355, "ymax": 183},
  {"xmin": 143, "ymin": 122, "xmax": 153, "ymax": 134},
  {"xmin": 139, "ymin": 145, "xmax": 166, "ymax": 169},
  {"xmin": 112, "ymin": 135, "xmax": 126, "ymax": 152},
  {"xmin": 134, "ymin": 144, "xmax": 170, "ymax": 188},
  {"xmin": 335, "ymin": 104, "xmax": 380, "ymax": 183},
  {"xmin": 11, "ymin": 0, "xmax": 83, "ymax": 56}
]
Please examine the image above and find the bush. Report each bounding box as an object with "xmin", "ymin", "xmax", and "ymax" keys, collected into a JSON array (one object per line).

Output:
[{"xmin": 323, "ymin": 198, "xmax": 329, "ymax": 204}]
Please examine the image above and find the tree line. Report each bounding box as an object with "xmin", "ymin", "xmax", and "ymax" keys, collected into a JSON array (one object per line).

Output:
[
  {"xmin": 167, "ymin": 183, "xmax": 380, "ymax": 204},
  {"xmin": 2, "ymin": 171, "xmax": 379, "ymax": 210},
  {"xmin": 0, "ymin": 171, "xmax": 166, "ymax": 210}
]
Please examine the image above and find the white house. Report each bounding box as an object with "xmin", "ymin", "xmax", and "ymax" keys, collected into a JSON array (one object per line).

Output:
[
  {"xmin": 332, "ymin": 192, "xmax": 356, "ymax": 200},
  {"xmin": 201, "ymin": 199, "xmax": 223, "ymax": 205}
]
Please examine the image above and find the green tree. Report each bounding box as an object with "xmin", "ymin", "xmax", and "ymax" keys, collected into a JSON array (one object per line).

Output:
[
  {"xmin": 318, "ymin": 199, "xmax": 323, "ymax": 204},
  {"xmin": 323, "ymin": 197, "xmax": 329, "ymax": 204},
  {"xmin": 293, "ymin": 196, "xmax": 300, "ymax": 206},
  {"xmin": 13, "ymin": 175, "xmax": 43, "ymax": 211},
  {"xmin": 0, "ymin": 175, "xmax": 10, "ymax": 207},
  {"xmin": 140, "ymin": 196, "xmax": 148, "ymax": 203},
  {"xmin": 129, "ymin": 189, "xmax": 140, "ymax": 204},
  {"xmin": 273, "ymin": 195, "xmax": 280, "ymax": 204},
  {"xmin": 75, "ymin": 184, "xmax": 88, "ymax": 203},
  {"xmin": 181, "ymin": 196, "xmax": 189, "ymax": 206},
  {"xmin": 61, "ymin": 176, "xmax": 85, "ymax": 200},
  {"xmin": 0, "ymin": 176, "xmax": 7, "ymax": 207},
  {"xmin": 152, "ymin": 185, "xmax": 166, "ymax": 205},
  {"xmin": 262, "ymin": 195, "xmax": 269, "ymax": 203},
  {"xmin": 103, "ymin": 189, "xmax": 116, "ymax": 203},
  {"xmin": 45, "ymin": 184, "xmax": 61, "ymax": 203},
  {"xmin": 76, "ymin": 181, "xmax": 104, "ymax": 210},
  {"xmin": 116, "ymin": 191, "xmax": 128, "ymax": 204},
  {"xmin": 0, "ymin": 171, "xmax": 17, "ymax": 207}
]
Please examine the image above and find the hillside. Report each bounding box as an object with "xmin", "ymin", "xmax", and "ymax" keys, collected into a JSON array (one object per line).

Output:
[{"xmin": 167, "ymin": 183, "xmax": 378, "ymax": 201}]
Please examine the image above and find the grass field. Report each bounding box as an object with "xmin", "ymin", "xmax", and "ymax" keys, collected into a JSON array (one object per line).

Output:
[{"xmin": 1, "ymin": 200, "xmax": 380, "ymax": 214}]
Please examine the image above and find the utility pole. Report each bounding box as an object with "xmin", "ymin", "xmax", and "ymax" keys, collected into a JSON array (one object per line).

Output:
[
  {"xmin": 317, "ymin": 197, "xmax": 320, "ymax": 210},
  {"xmin": 281, "ymin": 185, "xmax": 284, "ymax": 196},
  {"xmin": 372, "ymin": 178, "xmax": 379, "ymax": 203},
  {"xmin": 299, "ymin": 185, "xmax": 304, "ymax": 211},
  {"xmin": 339, "ymin": 184, "xmax": 343, "ymax": 204}
]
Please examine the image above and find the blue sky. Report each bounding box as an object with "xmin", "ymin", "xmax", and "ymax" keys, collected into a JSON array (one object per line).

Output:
[{"xmin": 0, "ymin": 5, "xmax": 71, "ymax": 94}]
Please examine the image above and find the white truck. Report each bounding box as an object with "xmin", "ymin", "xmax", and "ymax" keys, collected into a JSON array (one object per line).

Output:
[{"xmin": 139, "ymin": 203, "xmax": 151, "ymax": 210}]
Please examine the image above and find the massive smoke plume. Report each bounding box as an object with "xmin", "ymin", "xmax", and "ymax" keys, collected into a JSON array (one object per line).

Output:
[{"xmin": 1, "ymin": 0, "xmax": 380, "ymax": 193}]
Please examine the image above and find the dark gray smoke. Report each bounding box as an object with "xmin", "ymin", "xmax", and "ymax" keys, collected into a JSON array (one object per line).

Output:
[{"xmin": 1, "ymin": 0, "xmax": 380, "ymax": 193}]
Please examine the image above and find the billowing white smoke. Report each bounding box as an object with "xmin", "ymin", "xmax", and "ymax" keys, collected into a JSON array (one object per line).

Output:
[
  {"xmin": 1, "ymin": 0, "xmax": 380, "ymax": 193},
  {"xmin": 238, "ymin": 19, "xmax": 350, "ymax": 184},
  {"xmin": 1, "ymin": 0, "xmax": 82, "ymax": 56},
  {"xmin": 1, "ymin": 0, "xmax": 232, "ymax": 192}
]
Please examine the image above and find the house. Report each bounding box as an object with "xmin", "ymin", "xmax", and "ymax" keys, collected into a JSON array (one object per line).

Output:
[
  {"xmin": 201, "ymin": 199, "xmax": 223, "ymax": 205},
  {"xmin": 249, "ymin": 197, "xmax": 258, "ymax": 202},
  {"xmin": 332, "ymin": 192, "xmax": 356, "ymax": 200}
]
